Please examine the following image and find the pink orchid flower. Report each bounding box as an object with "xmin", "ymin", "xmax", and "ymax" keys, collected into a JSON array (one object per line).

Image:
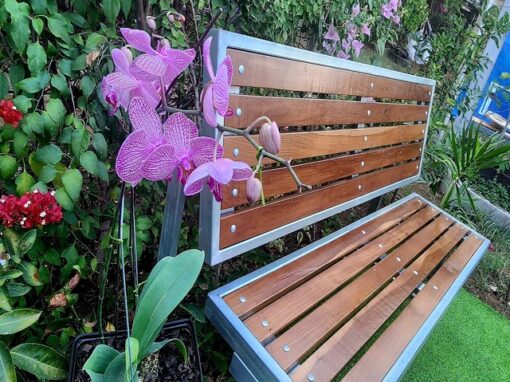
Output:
[
  {"xmin": 351, "ymin": 3, "xmax": 360, "ymax": 17},
  {"xmin": 201, "ymin": 36, "xmax": 233, "ymax": 128},
  {"xmin": 101, "ymin": 48, "xmax": 160, "ymax": 114},
  {"xmin": 324, "ymin": 23, "xmax": 340, "ymax": 42},
  {"xmin": 184, "ymin": 157, "xmax": 252, "ymax": 202},
  {"xmin": 141, "ymin": 116, "xmax": 221, "ymax": 184},
  {"xmin": 352, "ymin": 40, "xmax": 364, "ymax": 57},
  {"xmin": 120, "ymin": 28, "xmax": 196, "ymax": 86},
  {"xmin": 361, "ymin": 23, "xmax": 371, "ymax": 36},
  {"xmin": 389, "ymin": 0, "xmax": 400, "ymax": 11}
]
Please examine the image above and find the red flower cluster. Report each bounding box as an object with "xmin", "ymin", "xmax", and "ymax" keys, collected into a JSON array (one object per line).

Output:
[
  {"xmin": 0, "ymin": 191, "xmax": 63, "ymax": 229},
  {"xmin": 0, "ymin": 99, "xmax": 23, "ymax": 128}
]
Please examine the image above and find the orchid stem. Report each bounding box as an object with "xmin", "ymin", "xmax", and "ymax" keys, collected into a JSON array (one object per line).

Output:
[
  {"xmin": 246, "ymin": 116, "xmax": 272, "ymax": 133},
  {"xmin": 217, "ymin": 123, "xmax": 312, "ymax": 193},
  {"xmin": 214, "ymin": 131, "xmax": 223, "ymax": 161}
]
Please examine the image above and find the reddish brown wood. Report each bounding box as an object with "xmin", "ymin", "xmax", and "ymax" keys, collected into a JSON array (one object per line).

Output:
[
  {"xmin": 228, "ymin": 49, "xmax": 433, "ymax": 102},
  {"xmin": 225, "ymin": 96, "xmax": 429, "ymax": 128},
  {"xmin": 222, "ymin": 143, "xmax": 422, "ymax": 209},
  {"xmin": 265, "ymin": 221, "xmax": 465, "ymax": 371},
  {"xmin": 223, "ymin": 124, "xmax": 426, "ymax": 166},
  {"xmin": 290, "ymin": 222, "xmax": 469, "ymax": 381},
  {"xmin": 223, "ymin": 198, "xmax": 424, "ymax": 317},
  {"xmin": 245, "ymin": 206, "xmax": 442, "ymax": 343},
  {"xmin": 342, "ymin": 234, "xmax": 484, "ymax": 382},
  {"xmin": 220, "ymin": 161, "xmax": 420, "ymax": 248}
]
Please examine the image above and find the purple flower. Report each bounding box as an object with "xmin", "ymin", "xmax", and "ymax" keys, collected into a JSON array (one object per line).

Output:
[
  {"xmin": 346, "ymin": 22, "xmax": 358, "ymax": 40},
  {"xmin": 351, "ymin": 3, "xmax": 360, "ymax": 17},
  {"xmin": 337, "ymin": 50, "xmax": 351, "ymax": 60},
  {"xmin": 120, "ymin": 28, "xmax": 196, "ymax": 86},
  {"xmin": 115, "ymin": 97, "xmax": 218, "ymax": 185},
  {"xmin": 352, "ymin": 40, "xmax": 364, "ymax": 58},
  {"xmin": 323, "ymin": 40, "xmax": 336, "ymax": 55},
  {"xmin": 389, "ymin": 0, "xmax": 400, "ymax": 11},
  {"xmin": 361, "ymin": 23, "xmax": 371, "ymax": 36},
  {"xmin": 201, "ymin": 36, "xmax": 233, "ymax": 128},
  {"xmin": 381, "ymin": 3, "xmax": 393, "ymax": 19},
  {"xmin": 184, "ymin": 158, "xmax": 252, "ymax": 202},
  {"xmin": 392, "ymin": 14, "xmax": 401, "ymax": 24},
  {"xmin": 324, "ymin": 23, "xmax": 340, "ymax": 42},
  {"xmin": 101, "ymin": 48, "xmax": 160, "ymax": 114},
  {"xmin": 341, "ymin": 39, "xmax": 351, "ymax": 51}
]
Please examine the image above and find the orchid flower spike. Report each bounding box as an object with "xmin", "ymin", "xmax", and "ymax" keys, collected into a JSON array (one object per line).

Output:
[
  {"xmin": 101, "ymin": 48, "xmax": 160, "ymax": 114},
  {"xmin": 201, "ymin": 36, "xmax": 233, "ymax": 128},
  {"xmin": 120, "ymin": 28, "xmax": 196, "ymax": 86},
  {"xmin": 184, "ymin": 158, "xmax": 252, "ymax": 202}
]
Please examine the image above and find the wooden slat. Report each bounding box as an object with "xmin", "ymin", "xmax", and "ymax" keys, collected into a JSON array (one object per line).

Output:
[
  {"xmin": 229, "ymin": 49, "xmax": 433, "ymax": 102},
  {"xmin": 245, "ymin": 206, "xmax": 441, "ymax": 342},
  {"xmin": 226, "ymin": 96, "xmax": 429, "ymax": 128},
  {"xmin": 342, "ymin": 234, "xmax": 484, "ymax": 382},
  {"xmin": 291, "ymin": 222, "xmax": 469, "ymax": 382},
  {"xmin": 220, "ymin": 161, "xmax": 420, "ymax": 248},
  {"xmin": 224, "ymin": 124, "xmax": 425, "ymax": 166},
  {"xmin": 266, "ymin": 221, "xmax": 464, "ymax": 371},
  {"xmin": 222, "ymin": 143, "xmax": 422, "ymax": 208},
  {"xmin": 223, "ymin": 198, "xmax": 424, "ymax": 317}
]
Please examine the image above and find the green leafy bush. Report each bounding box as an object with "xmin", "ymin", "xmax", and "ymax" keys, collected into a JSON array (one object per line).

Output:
[{"xmin": 402, "ymin": 0, "xmax": 429, "ymax": 34}]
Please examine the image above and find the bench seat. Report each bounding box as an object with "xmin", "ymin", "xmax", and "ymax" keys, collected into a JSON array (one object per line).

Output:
[{"xmin": 205, "ymin": 194, "xmax": 489, "ymax": 382}]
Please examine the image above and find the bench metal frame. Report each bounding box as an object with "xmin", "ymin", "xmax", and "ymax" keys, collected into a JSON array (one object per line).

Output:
[
  {"xmin": 205, "ymin": 193, "xmax": 490, "ymax": 381},
  {"xmin": 199, "ymin": 29, "xmax": 436, "ymax": 266}
]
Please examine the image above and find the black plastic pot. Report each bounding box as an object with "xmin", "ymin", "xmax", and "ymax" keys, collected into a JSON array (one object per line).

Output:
[{"xmin": 68, "ymin": 319, "xmax": 202, "ymax": 382}]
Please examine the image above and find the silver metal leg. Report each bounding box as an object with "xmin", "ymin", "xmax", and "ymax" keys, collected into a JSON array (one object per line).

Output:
[{"xmin": 230, "ymin": 353, "xmax": 259, "ymax": 382}]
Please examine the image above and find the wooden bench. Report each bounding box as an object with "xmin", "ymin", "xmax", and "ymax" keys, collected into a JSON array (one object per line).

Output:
[{"xmin": 201, "ymin": 30, "xmax": 490, "ymax": 382}]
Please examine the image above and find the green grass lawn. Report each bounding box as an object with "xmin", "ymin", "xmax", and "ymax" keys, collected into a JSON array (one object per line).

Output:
[{"xmin": 402, "ymin": 289, "xmax": 510, "ymax": 382}]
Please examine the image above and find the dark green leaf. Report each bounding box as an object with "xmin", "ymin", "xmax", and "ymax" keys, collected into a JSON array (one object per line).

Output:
[
  {"xmin": 13, "ymin": 131, "xmax": 28, "ymax": 155},
  {"xmin": 27, "ymin": 42, "xmax": 47, "ymax": 75},
  {"xmin": 92, "ymin": 133, "xmax": 107, "ymax": 160},
  {"xmin": 62, "ymin": 169, "xmax": 82, "ymax": 202},
  {"xmin": 17, "ymin": 261, "xmax": 42, "ymax": 287},
  {"xmin": 50, "ymin": 74, "xmax": 69, "ymax": 96},
  {"xmin": 0, "ymin": 156, "xmax": 17, "ymax": 180},
  {"xmin": 0, "ymin": 286, "xmax": 13, "ymax": 312},
  {"xmin": 79, "ymin": 151, "xmax": 98, "ymax": 176},
  {"xmin": 80, "ymin": 75, "xmax": 95, "ymax": 99},
  {"xmin": 19, "ymin": 230, "xmax": 37, "ymax": 255},
  {"xmin": 103, "ymin": 0, "xmax": 121, "ymax": 24},
  {"xmin": 71, "ymin": 127, "xmax": 90, "ymax": 155},
  {"xmin": 7, "ymin": 283, "xmax": 31, "ymax": 297},
  {"xmin": 0, "ymin": 309, "xmax": 41, "ymax": 334},
  {"xmin": 47, "ymin": 15, "xmax": 71, "ymax": 44},
  {"xmin": 11, "ymin": 343, "xmax": 66, "ymax": 380},
  {"xmin": 32, "ymin": 18, "xmax": 44, "ymax": 35},
  {"xmin": 0, "ymin": 73, "xmax": 8, "ymax": 99},
  {"xmin": 0, "ymin": 341, "xmax": 16, "ymax": 382},
  {"xmin": 34, "ymin": 144, "xmax": 62, "ymax": 165},
  {"xmin": 54, "ymin": 189, "xmax": 73, "ymax": 211},
  {"xmin": 83, "ymin": 345, "xmax": 119, "ymax": 380},
  {"xmin": 15, "ymin": 172, "xmax": 35, "ymax": 196}
]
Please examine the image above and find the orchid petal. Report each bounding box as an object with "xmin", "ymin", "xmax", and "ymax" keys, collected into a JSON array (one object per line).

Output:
[
  {"xmin": 202, "ymin": 37, "xmax": 215, "ymax": 80},
  {"xmin": 130, "ymin": 54, "xmax": 167, "ymax": 82},
  {"xmin": 103, "ymin": 72, "xmax": 138, "ymax": 93},
  {"xmin": 115, "ymin": 130, "xmax": 155, "ymax": 186},
  {"xmin": 112, "ymin": 48, "xmax": 130, "ymax": 73},
  {"xmin": 189, "ymin": 137, "xmax": 223, "ymax": 167},
  {"xmin": 184, "ymin": 162, "xmax": 211, "ymax": 196},
  {"xmin": 231, "ymin": 161, "xmax": 253, "ymax": 180},
  {"xmin": 202, "ymin": 84, "xmax": 217, "ymax": 127},
  {"xmin": 220, "ymin": 55, "xmax": 233, "ymax": 86},
  {"xmin": 120, "ymin": 28, "xmax": 156, "ymax": 54},
  {"xmin": 213, "ymin": 64, "xmax": 230, "ymax": 115},
  {"xmin": 162, "ymin": 48, "xmax": 196, "ymax": 85},
  {"xmin": 132, "ymin": 82, "xmax": 161, "ymax": 109},
  {"xmin": 142, "ymin": 144, "xmax": 178, "ymax": 181},
  {"xmin": 162, "ymin": 112, "xmax": 198, "ymax": 152},
  {"xmin": 209, "ymin": 158, "xmax": 234, "ymax": 185},
  {"xmin": 128, "ymin": 97, "xmax": 162, "ymax": 140}
]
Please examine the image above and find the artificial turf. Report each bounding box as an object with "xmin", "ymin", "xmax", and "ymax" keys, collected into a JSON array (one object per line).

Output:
[{"xmin": 402, "ymin": 289, "xmax": 510, "ymax": 382}]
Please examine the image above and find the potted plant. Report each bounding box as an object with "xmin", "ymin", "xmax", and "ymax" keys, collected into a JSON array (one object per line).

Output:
[{"xmin": 66, "ymin": 8, "xmax": 311, "ymax": 381}]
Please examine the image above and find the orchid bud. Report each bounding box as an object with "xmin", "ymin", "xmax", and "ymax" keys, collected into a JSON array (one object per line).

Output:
[
  {"xmin": 259, "ymin": 121, "xmax": 281, "ymax": 155},
  {"xmin": 120, "ymin": 47, "xmax": 133, "ymax": 63},
  {"xmin": 66, "ymin": 272, "xmax": 81, "ymax": 291},
  {"xmin": 246, "ymin": 176, "xmax": 263, "ymax": 203},
  {"xmin": 146, "ymin": 17, "xmax": 157, "ymax": 31},
  {"xmin": 161, "ymin": 39, "xmax": 171, "ymax": 49},
  {"xmin": 167, "ymin": 13, "xmax": 176, "ymax": 23}
]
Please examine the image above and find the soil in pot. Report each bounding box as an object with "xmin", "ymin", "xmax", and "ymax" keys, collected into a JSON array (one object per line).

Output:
[{"xmin": 71, "ymin": 321, "xmax": 200, "ymax": 382}]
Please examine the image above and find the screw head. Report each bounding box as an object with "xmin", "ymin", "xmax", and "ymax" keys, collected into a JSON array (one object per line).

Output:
[
  {"xmin": 361, "ymin": 230, "xmax": 367, "ymax": 235},
  {"xmin": 367, "ymin": 110, "xmax": 371, "ymax": 116},
  {"xmin": 283, "ymin": 344, "xmax": 290, "ymax": 352},
  {"xmin": 425, "ymin": 111, "xmax": 428, "ymax": 115},
  {"xmin": 413, "ymin": 270, "xmax": 419, "ymax": 275},
  {"xmin": 307, "ymin": 373, "xmax": 316, "ymax": 381},
  {"xmin": 239, "ymin": 296, "xmax": 247, "ymax": 303},
  {"xmin": 396, "ymin": 257, "xmax": 401, "ymax": 262},
  {"xmin": 364, "ymin": 136, "xmax": 368, "ymax": 142},
  {"xmin": 378, "ymin": 244, "xmax": 383, "ymax": 249},
  {"xmin": 361, "ymin": 161, "xmax": 365, "ymax": 167},
  {"xmin": 433, "ymin": 285, "xmax": 438, "ymax": 290},
  {"xmin": 233, "ymin": 148, "xmax": 240, "ymax": 157},
  {"xmin": 236, "ymin": 108, "xmax": 242, "ymax": 117},
  {"xmin": 358, "ymin": 184, "xmax": 362, "ymax": 191},
  {"xmin": 261, "ymin": 319, "xmax": 269, "ymax": 327},
  {"xmin": 370, "ymin": 82, "xmax": 374, "ymax": 88},
  {"xmin": 230, "ymin": 225, "xmax": 236, "ymax": 233},
  {"xmin": 232, "ymin": 188, "xmax": 239, "ymax": 197},
  {"xmin": 238, "ymin": 64, "xmax": 245, "ymax": 74}
]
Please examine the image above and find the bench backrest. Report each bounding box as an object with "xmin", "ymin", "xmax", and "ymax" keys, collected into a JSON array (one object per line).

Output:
[{"xmin": 200, "ymin": 29, "xmax": 435, "ymax": 265}]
